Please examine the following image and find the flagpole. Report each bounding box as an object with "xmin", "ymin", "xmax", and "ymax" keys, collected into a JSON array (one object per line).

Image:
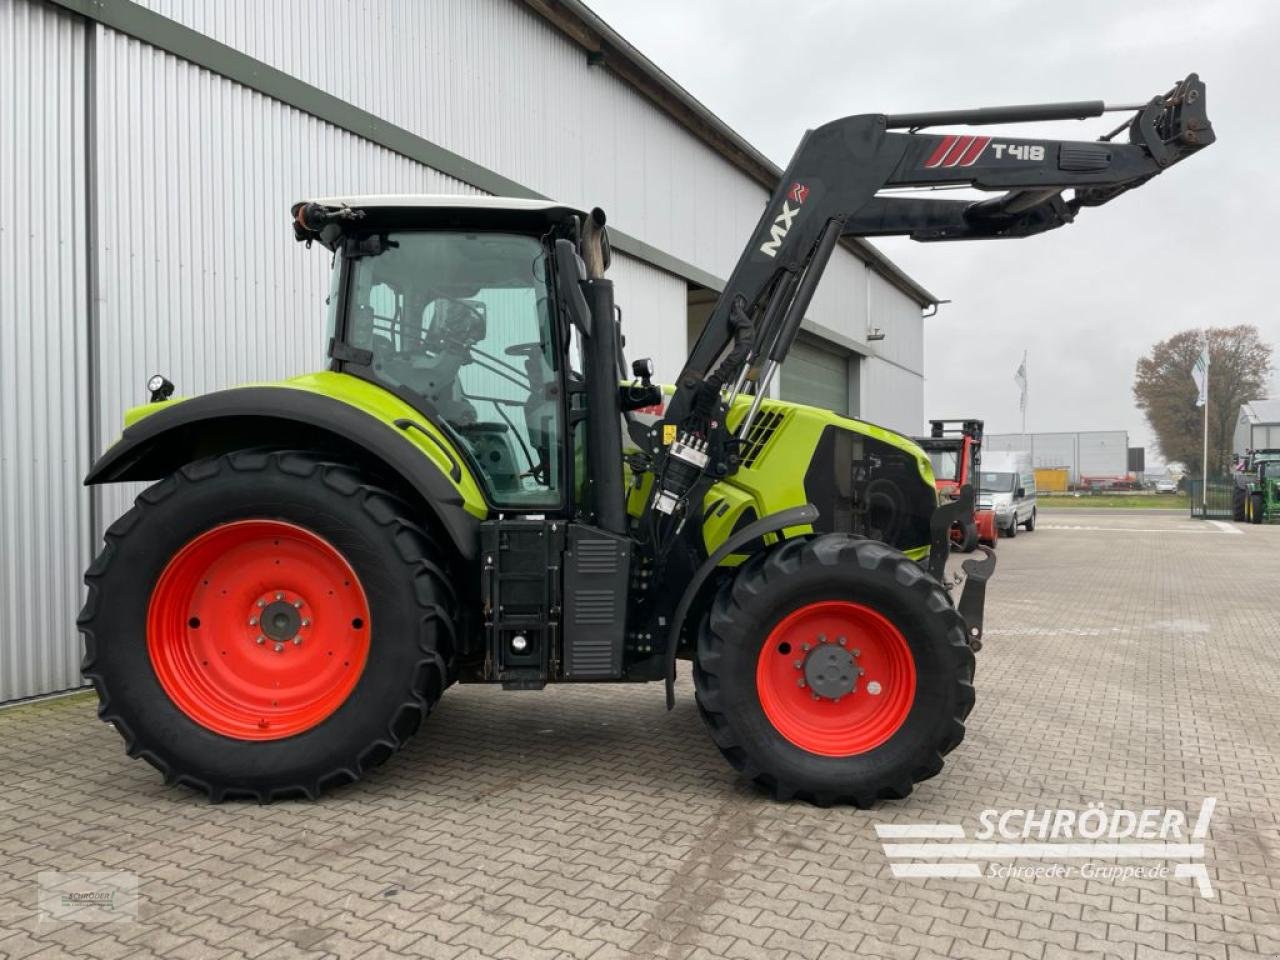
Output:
[
  {"xmin": 1201, "ymin": 347, "xmax": 1209, "ymax": 509},
  {"xmin": 1021, "ymin": 350, "xmax": 1027, "ymax": 435}
]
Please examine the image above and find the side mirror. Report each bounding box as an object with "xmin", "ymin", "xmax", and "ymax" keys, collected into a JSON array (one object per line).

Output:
[
  {"xmin": 553, "ymin": 239, "xmax": 592, "ymax": 336},
  {"xmin": 1016, "ymin": 487, "xmax": 1026, "ymax": 499}
]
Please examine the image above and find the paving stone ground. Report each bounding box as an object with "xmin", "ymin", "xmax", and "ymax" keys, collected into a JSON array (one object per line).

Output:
[{"xmin": 1, "ymin": 511, "xmax": 1277, "ymax": 959}]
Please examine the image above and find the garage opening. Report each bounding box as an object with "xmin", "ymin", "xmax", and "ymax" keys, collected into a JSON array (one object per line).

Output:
[{"xmin": 781, "ymin": 334, "xmax": 858, "ymax": 417}]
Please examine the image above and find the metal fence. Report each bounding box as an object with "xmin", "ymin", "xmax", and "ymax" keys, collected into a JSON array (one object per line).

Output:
[{"xmin": 1188, "ymin": 477, "xmax": 1236, "ymax": 520}]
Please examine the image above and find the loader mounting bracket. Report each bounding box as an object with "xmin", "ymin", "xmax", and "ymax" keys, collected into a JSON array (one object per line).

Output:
[
  {"xmin": 927, "ymin": 484, "xmax": 975, "ymax": 581},
  {"xmin": 957, "ymin": 546, "xmax": 996, "ymax": 650}
]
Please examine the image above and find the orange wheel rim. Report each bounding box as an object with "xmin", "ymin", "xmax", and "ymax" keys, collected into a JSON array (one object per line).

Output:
[
  {"xmin": 755, "ymin": 601, "xmax": 915, "ymax": 756},
  {"xmin": 147, "ymin": 520, "xmax": 370, "ymax": 740}
]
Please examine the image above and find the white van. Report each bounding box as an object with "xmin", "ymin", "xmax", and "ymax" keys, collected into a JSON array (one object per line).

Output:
[{"xmin": 977, "ymin": 451, "xmax": 1037, "ymax": 536}]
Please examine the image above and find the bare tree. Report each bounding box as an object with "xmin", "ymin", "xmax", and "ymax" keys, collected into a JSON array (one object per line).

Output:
[{"xmin": 1134, "ymin": 326, "xmax": 1273, "ymax": 475}]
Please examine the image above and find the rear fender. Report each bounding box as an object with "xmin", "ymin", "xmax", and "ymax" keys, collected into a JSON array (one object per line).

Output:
[{"xmin": 87, "ymin": 381, "xmax": 485, "ymax": 560}]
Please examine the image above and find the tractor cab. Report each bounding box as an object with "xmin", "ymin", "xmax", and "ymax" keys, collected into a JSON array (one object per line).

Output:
[{"xmin": 298, "ymin": 196, "xmax": 591, "ymax": 512}]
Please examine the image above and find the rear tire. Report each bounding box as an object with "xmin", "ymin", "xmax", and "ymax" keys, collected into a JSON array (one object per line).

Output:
[
  {"xmin": 693, "ymin": 535, "xmax": 975, "ymax": 806},
  {"xmin": 79, "ymin": 451, "xmax": 457, "ymax": 801},
  {"xmin": 1233, "ymin": 486, "xmax": 1246, "ymax": 521},
  {"xmin": 1023, "ymin": 507, "xmax": 1036, "ymax": 531}
]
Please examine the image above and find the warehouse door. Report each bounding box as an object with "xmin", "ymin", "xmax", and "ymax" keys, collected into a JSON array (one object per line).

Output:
[{"xmin": 781, "ymin": 336, "xmax": 850, "ymax": 416}]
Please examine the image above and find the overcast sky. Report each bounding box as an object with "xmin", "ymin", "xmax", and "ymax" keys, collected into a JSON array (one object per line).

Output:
[{"xmin": 587, "ymin": 0, "xmax": 1278, "ymax": 466}]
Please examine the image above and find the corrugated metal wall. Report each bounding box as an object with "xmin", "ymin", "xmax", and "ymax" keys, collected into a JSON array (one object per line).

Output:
[
  {"xmin": 606, "ymin": 253, "xmax": 690, "ymax": 380},
  {"xmin": 0, "ymin": 0, "xmax": 90, "ymax": 701},
  {"xmin": 92, "ymin": 25, "xmax": 481, "ymax": 528},
  {"xmin": 132, "ymin": 0, "xmax": 767, "ymax": 284},
  {"xmin": 985, "ymin": 431, "xmax": 1130, "ymax": 484}
]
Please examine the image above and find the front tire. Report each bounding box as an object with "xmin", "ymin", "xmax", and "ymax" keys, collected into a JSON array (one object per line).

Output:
[
  {"xmin": 79, "ymin": 451, "xmax": 457, "ymax": 801},
  {"xmin": 1250, "ymin": 492, "xmax": 1265, "ymax": 524},
  {"xmin": 693, "ymin": 535, "xmax": 975, "ymax": 806}
]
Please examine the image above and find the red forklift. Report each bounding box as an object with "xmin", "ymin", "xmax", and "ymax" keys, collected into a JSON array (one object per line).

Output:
[{"xmin": 917, "ymin": 420, "xmax": 998, "ymax": 551}]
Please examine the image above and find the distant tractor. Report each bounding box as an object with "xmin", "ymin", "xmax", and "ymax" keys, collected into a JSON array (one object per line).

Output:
[
  {"xmin": 1237, "ymin": 450, "xmax": 1280, "ymax": 523},
  {"xmin": 916, "ymin": 420, "xmax": 998, "ymax": 551}
]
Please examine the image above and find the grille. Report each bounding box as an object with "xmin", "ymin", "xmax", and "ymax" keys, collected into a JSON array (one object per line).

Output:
[
  {"xmin": 575, "ymin": 540, "xmax": 619, "ymax": 575},
  {"xmin": 740, "ymin": 409, "xmax": 786, "ymax": 468},
  {"xmin": 572, "ymin": 589, "xmax": 616, "ymax": 625}
]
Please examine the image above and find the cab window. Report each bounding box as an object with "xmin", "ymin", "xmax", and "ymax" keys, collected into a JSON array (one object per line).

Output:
[{"xmin": 344, "ymin": 231, "xmax": 562, "ymax": 508}]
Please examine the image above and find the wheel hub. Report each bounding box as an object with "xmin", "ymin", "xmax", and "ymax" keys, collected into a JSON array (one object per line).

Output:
[
  {"xmin": 254, "ymin": 592, "xmax": 309, "ymax": 647},
  {"xmin": 800, "ymin": 638, "xmax": 859, "ymax": 700}
]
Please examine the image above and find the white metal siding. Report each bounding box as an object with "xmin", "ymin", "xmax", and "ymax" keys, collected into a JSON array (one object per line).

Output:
[
  {"xmin": 132, "ymin": 0, "xmax": 768, "ymax": 283},
  {"xmin": 92, "ymin": 26, "xmax": 479, "ymax": 528},
  {"xmin": 0, "ymin": 0, "xmax": 90, "ymax": 701},
  {"xmin": 1077, "ymin": 431, "xmax": 1129, "ymax": 479},
  {"xmin": 867, "ymin": 270, "xmax": 924, "ymax": 373},
  {"xmin": 860, "ymin": 359, "xmax": 922, "ymax": 437},
  {"xmin": 985, "ymin": 431, "xmax": 1129, "ymax": 484},
  {"xmin": 607, "ymin": 253, "xmax": 689, "ymax": 381}
]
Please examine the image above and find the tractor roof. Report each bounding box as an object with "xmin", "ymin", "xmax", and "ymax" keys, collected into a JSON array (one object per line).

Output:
[{"xmin": 299, "ymin": 194, "xmax": 586, "ymax": 236}]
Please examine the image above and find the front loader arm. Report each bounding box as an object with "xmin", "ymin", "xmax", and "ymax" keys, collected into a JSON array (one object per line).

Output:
[{"xmin": 647, "ymin": 74, "xmax": 1212, "ymax": 550}]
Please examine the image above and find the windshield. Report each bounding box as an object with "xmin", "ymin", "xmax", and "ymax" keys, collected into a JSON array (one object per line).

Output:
[
  {"xmin": 928, "ymin": 450, "xmax": 959, "ymax": 482},
  {"xmin": 343, "ymin": 230, "xmax": 561, "ymax": 508},
  {"xmin": 980, "ymin": 471, "xmax": 1016, "ymax": 493}
]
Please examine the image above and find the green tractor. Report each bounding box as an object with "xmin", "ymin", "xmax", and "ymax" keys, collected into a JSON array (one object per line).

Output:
[
  {"xmin": 1239, "ymin": 450, "xmax": 1280, "ymax": 524},
  {"xmin": 80, "ymin": 78, "xmax": 1212, "ymax": 803}
]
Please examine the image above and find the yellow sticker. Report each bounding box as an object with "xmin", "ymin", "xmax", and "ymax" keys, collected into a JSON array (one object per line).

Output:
[{"xmin": 662, "ymin": 424, "xmax": 677, "ymax": 445}]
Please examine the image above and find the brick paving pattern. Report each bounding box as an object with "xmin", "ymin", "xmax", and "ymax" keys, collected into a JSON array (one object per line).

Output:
[{"xmin": 0, "ymin": 511, "xmax": 1277, "ymax": 959}]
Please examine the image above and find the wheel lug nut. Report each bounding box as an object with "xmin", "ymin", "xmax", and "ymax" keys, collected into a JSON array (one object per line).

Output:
[
  {"xmin": 852, "ymin": 648, "xmax": 861, "ymax": 657},
  {"xmin": 796, "ymin": 678, "xmax": 806, "ymax": 688},
  {"xmin": 248, "ymin": 617, "xmax": 258, "ymax": 626},
  {"xmin": 301, "ymin": 618, "xmax": 311, "ymax": 627},
  {"xmin": 257, "ymin": 599, "xmax": 266, "ymax": 608},
  {"xmin": 256, "ymin": 635, "xmax": 266, "ymax": 645},
  {"xmin": 275, "ymin": 592, "xmax": 284, "ymax": 601},
  {"xmin": 817, "ymin": 634, "xmax": 826, "ymax": 644},
  {"xmin": 793, "ymin": 660, "xmax": 803, "ymax": 669},
  {"xmin": 811, "ymin": 693, "xmax": 820, "ymax": 701},
  {"xmin": 837, "ymin": 636, "xmax": 847, "ymax": 646},
  {"xmin": 858, "ymin": 668, "xmax": 866, "ymax": 676},
  {"xmin": 273, "ymin": 642, "xmax": 284, "ymax": 653},
  {"xmin": 293, "ymin": 600, "xmax": 303, "ymax": 609},
  {"xmin": 292, "ymin": 637, "xmax": 302, "ymax": 646},
  {"xmin": 801, "ymin": 643, "xmax": 811, "ymax": 652}
]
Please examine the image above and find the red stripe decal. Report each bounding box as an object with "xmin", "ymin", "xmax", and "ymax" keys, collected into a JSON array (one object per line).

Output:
[
  {"xmin": 941, "ymin": 135, "xmax": 972, "ymax": 167},
  {"xmin": 958, "ymin": 135, "xmax": 991, "ymax": 167},
  {"xmin": 924, "ymin": 135, "xmax": 956, "ymax": 168}
]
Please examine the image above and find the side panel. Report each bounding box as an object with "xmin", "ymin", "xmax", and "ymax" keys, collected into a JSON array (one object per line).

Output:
[
  {"xmin": 704, "ymin": 401, "xmax": 935, "ymax": 562},
  {"xmin": 0, "ymin": 0, "xmax": 90, "ymax": 701}
]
